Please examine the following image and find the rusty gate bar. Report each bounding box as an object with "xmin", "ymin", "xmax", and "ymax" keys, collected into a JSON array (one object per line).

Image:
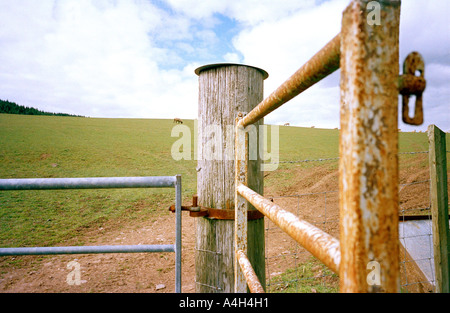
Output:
[
  {"xmin": 236, "ymin": 182, "xmax": 341, "ymax": 274},
  {"xmin": 236, "ymin": 250, "xmax": 265, "ymax": 293},
  {"xmin": 339, "ymin": 0, "xmax": 401, "ymax": 292},
  {"xmin": 234, "ymin": 114, "xmax": 249, "ymax": 293},
  {"xmin": 238, "ymin": 33, "xmax": 340, "ymax": 128}
]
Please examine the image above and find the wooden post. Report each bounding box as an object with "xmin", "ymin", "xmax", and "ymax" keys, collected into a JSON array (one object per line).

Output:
[
  {"xmin": 428, "ymin": 124, "xmax": 450, "ymax": 293},
  {"xmin": 195, "ymin": 64, "xmax": 267, "ymax": 293},
  {"xmin": 339, "ymin": 0, "xmax": 401, "ymax": 292}
]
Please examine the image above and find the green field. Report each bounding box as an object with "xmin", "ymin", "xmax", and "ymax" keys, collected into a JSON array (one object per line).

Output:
[
  {"xmin": 0, "ymin": 113, "xmax": 441, "ymax": 249},
  {"xmin": 0, "ymin": 114, "xmax": 198, "ymax": 248}
]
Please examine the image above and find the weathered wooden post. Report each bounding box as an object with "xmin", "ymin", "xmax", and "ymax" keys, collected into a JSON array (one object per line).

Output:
[
  {"xmin": 195, "ymin": 64, "xmax": 268, "ymax": 292},
  {"xmin": 339, "ymin": 0, "xmax": 401, "ymax": 292},
  {"xmin": 428, "ymin": 124, "xmax": 450, "ymax": 293}
]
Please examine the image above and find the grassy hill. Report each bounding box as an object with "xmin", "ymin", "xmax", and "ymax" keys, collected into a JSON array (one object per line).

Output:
[{"xmin": 0, "ymin": 113, "xmax": 440, "ymax": 248}]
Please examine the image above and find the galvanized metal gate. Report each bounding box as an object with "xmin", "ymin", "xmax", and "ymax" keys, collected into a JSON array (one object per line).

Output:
[
  {"xmin": 0, "ymin": 175, "xmax": 182, "ymax": 292},
  {"xmin": 234, "ymin": 0, "xmax": 426, "ymax": 293}
]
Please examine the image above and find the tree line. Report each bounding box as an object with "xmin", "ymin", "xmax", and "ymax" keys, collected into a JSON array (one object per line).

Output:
[{"xmin": 0, "ymin": 99, "xmax": 84, "ymax": 117}]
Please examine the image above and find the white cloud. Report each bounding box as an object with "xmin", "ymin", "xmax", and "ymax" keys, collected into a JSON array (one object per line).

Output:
[
  {"xmin": 0, "ymin": 0, "xmax": 199, "ymax": 118},
  {"xmin": 164, "ymin": 0, "xmax": 317, "ymax": 26},
  {"xmin": 399, "ymin": 0, "xmax": 450, "ymax": 63},
  {"xmin": 223, "ymin": 52, "xmax": 241, "ymax": 63}
]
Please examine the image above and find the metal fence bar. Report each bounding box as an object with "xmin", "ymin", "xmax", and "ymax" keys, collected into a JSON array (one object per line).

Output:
[
  {"xmin": 0, "ymin": 245, "xmax": 175, "ymax": 256},
  {"xmin": 0, "ymin": 176, "xmax": 176, "ymax": 190},
  {"xmin": 236, "ymin": 250, "xmax": 265, "ymax": 293},
  {"xmin": 175, "ymin": 174, "xmax": 182, "ymax": 293},
  {"xmin": 236, "ymin": 182, "xmax": 340, "ymax": 274},
  {"xmin": 238, "ymin": 33, "xmax": 340, "ymax": 128}
]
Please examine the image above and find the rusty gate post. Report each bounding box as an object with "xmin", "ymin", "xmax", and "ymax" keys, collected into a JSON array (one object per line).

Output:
[{"xmin": 339, "ymin": 0, "xmax": 401, "ymax": 292}]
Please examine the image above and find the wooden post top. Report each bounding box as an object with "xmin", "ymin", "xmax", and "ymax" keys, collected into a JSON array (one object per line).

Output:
[{"xmin": 195, "ymin": 63, "xmax": 269, "ymax": 80}]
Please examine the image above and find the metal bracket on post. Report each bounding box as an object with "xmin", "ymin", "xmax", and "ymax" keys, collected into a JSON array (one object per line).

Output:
[
  {"xmin": 398, "ymin": 52, "xmax": 426, "ymax": 125},
  {"xmin": 168, "ymin": 194, "xmax": 264, "ymax": 220}
]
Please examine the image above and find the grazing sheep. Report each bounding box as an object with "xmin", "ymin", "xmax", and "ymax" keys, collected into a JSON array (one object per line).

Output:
[{"xmin": 174, "ymin": 117, "xmax": 183, "ymax": 124}]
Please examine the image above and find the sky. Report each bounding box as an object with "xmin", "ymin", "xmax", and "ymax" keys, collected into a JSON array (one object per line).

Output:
[{"xmin": 0, "ymin": 0, "xmax": 448, "ymax": 131}]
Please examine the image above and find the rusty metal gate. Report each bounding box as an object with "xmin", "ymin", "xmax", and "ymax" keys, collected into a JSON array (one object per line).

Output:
[{"xmin": 234, "ymin": 0, "xmax": 426, "ymax": 293}]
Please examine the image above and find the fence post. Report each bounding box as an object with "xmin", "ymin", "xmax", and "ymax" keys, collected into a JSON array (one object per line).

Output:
[
  {"xmin": 428, "ymin": 124, "xmax": 450, "ymax": 293},
  {"xmin": 339, "ymin": 0, "xmax": 401, "ymax": 292},
  {"xmin": 195, "ymin": 64, "xmax": 267, "ymax": 292}
]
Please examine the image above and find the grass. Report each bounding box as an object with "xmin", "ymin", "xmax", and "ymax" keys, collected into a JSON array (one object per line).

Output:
[
  {"xmin": 277, "ymin": 126, "xmax": 340, "ymax": 161},
  {"xmin": 268, "ymin": 257, "xmax": 339, "ymax": 293}
]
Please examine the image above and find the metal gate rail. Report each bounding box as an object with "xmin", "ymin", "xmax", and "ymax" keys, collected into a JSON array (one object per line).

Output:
[
  {"xmin": 0, "ymin": 175, "xmax": 182, "ymax": 293},
  {"xmin": 237, "ymin": 183, "xmax": 341, "ymax": 274}
]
